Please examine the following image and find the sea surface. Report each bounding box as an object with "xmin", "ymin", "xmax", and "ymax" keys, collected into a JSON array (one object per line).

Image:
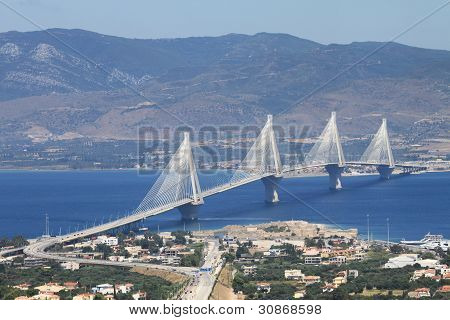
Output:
[{"xmin": 0, "ymin": 170, "xmax": 448, "ymax": 241}]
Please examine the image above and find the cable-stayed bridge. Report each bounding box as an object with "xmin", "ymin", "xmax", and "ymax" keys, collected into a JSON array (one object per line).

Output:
[
  {"xmin": 284, "ymin": 112, "xmax": 425, "ymax": 189},
  {"xmin": 23, "ymin": 112, "xmax": 426, "ymax": 264}
]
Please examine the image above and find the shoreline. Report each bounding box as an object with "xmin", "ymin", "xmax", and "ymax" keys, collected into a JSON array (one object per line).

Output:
[{"xmin": 0, "ymin": 168, "xmax": 448, "ymax": 174}]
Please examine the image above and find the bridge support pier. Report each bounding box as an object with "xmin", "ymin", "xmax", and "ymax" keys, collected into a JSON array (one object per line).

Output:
[
  {"xmin": 377, "ymin": 165, "xmax": 394, "ymax": 180},
  {"xmin": 262, "ymin": 175, "xmax": 282, "ymax": 203},
  {"xmin": 178, "ymin": 203, "xmax": 202, "ymax": 220},
  {"xmin": 325, "ymin": 164, "xmax": 344, "ymax": 190}
]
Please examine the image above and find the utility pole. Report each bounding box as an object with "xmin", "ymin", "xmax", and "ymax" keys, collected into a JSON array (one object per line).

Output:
[
  {"xmin": 43, "ymin": 213, "xmax": 50, "ymax": 237},
  {"xmin": 387, "ymin": 218, "xmax": 390, "ymax": 246},
  {"xmin": 366, "ymin": 214, "xmax": 370, "ymax": 246}
]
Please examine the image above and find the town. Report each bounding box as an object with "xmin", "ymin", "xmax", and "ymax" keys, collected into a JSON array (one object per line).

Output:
[{"xmin": 1, "ymin": 220, "xmax": 449, "ymax": 300}]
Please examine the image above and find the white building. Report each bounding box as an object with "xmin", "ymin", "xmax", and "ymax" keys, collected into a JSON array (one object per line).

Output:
[
  {"xmin": 95, "ymin": 235, "xmax": 118, "ymax": 246},
  {"xmin": 132, "ymin": 291, "xmax": 147, "ymax": 300},
  {"xmin": 348, "ymin": 270, "xmax": 359, "ymax": 278},
  {"xmin": 242, "ymin": 265, "xmax": 257, "ymax": 276},
  {"xmin": 417, "ymin": 259, "xmax": 439, "ymax": 268},
  {"xmin": 108, "ymin": 255, "xmax": 125, "ymax": 262},
  {"xmin": 284, "ymin": 269, "xmax": 305, "ymax": 280},
  {"xmin": 305, "ymin": 256, "xmax": 322, "ymax": 265},
  {"xmin": 92, "ymin": 283, "xmax": 114, "ymax": 295},
  {"xmin": 115, "ymin": 283, "xmax": 134, "ymax": 294},
  {"xmin": 330, "ymin": 256, "xmax": 347, "ymax": 264},
  {"xmin": 264, "ymin": 248, "xmax": 284, "ymax": 257},
  {"xmin": 412, "ymin": 269, "xmax": 436, "ymax": 280},
  {"xmin": 384, "ymin": 254, "xmax": 419, "ymax": 269},
  {"xmin": 161, "ymin": 255, "xmax": 181, "ymax": 265},
  {"xmin": 303, "ymin": 275, "xmax": 321, "ymax": 286},
  {"xmin": 60, "ymin": 261, "xmax": 80, "ymax": 271}
]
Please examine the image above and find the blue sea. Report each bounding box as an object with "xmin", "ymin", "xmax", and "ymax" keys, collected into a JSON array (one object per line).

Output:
[{"xmin": 0, "ymin": 170, "xmax": 448, "ymax": 241}]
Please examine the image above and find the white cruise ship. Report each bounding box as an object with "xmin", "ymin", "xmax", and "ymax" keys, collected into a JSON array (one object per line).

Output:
[{"xmin": 400, "ymin": 233, "xmax": 444, "ymax": 245}]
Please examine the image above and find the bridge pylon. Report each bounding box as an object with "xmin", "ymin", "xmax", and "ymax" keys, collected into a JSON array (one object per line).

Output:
[
  {"xmin": 134, "ymin": 131, "xmax": 204, "ymax": 221},
  {"xmin": 305, "ymin": 111, "xmax": 346, "ymax": 189},
  {"xmin": 179, "ymin": 132, "xmax": 204, "ymax": 219},
  {"xmin": 262, "ymin": 115, "xmax": 283, "ymax": 202},
  {"xmin": 360, "ymin": 118, "xmax": 395, "ymax": 179},
  {"xmin": 230, "ymin": 114, "xmax": 283, "ymax": 202}
]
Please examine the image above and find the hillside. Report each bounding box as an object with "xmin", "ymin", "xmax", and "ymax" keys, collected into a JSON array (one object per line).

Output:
[{"xmin": 0, "ymin": 29, "xmax": 449, "ymax": 143}]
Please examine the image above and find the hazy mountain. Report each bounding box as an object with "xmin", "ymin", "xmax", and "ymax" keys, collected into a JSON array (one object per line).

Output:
[{"xmin": 0, "ymin": 28, "xmax": 449, "ymax": 142}]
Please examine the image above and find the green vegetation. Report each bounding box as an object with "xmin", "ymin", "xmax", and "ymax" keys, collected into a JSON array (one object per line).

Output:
[
  {"xmin": 0, "ymin": 265, "xmax": 181, "ymax": 300},
  {"xmin": 0, "ymin": 236, "xmax": 29, "ymax": 248},
  {"xmin": 263, "ymin": 226, "xmax": 289, "ymax": 233},
  {"xmin": 229, "ymin": 244, "xmax": 449, "ymax": 300},
  {"xmin": 180, "ymin": 243, "xmax": 204, "ymax": 267},
  {"xmin": 95, "ymin": 243, "xmax": 113, "ymax": 258},
  {"xmin": 171, "ymin": 231, "xmax": 190, "ymax": 245},
  {"xmin": 304, "ymin": 237, "xmax": 325, "ymax": 248}
]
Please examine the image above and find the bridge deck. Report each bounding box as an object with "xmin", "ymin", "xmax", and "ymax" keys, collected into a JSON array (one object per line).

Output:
[
  {"xmin": 23, "ymin": 161, "xmax": 426, "ymax": 266},
  {"xmin": 284, "ymin": 162, "xmax": 426, "ymax": 173},
  {"xmin": 56, "ymin": 162, "xmax": 426, "ymax": 242}
]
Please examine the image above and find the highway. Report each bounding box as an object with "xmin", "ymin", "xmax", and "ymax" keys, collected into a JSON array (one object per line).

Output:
[
  {"xmin": 179, "ymin": 239, "xmax": 223, "ymax": 300},
  {"xmin": 23, "ymin": 237, "xmax": 197, "ymax": 275},
  {"xmin": 0, "ymin": 246, "xmax": 25, "ymax": 258}
]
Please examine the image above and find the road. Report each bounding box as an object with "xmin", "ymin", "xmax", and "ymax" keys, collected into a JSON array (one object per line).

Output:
[
  {"xmin": 23, "ymin": 237, "xmax": 197, "ymax": 275},
  {"xmin": 179, "ymin": 239, "xmax": 223, "ymax": 300},
  {"xmin": 0, "ymin": 246, "xmax": 25, "ymax": 258}
]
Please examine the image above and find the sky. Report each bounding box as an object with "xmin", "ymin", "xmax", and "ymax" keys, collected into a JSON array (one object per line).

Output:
[{"xmin": 1, "ymin": 0, "xmax": 449, "ymax": 50}]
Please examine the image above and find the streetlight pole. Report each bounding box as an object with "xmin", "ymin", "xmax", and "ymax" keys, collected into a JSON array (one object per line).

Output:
[
  {"xmin": 367, "ymin": 214, "xmax": 370, "ymax": 246},
  {"xmin": 387, "ymin": 217, "xmax": 390, "ymax": 246}
]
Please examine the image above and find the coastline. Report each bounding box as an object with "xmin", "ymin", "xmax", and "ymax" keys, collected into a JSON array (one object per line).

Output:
[{"xmin": 0, "ymin": 167, "xmax": 448, "ymax": 174}]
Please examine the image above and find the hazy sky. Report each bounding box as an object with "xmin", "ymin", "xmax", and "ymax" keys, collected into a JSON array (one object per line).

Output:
[{"xmin": 1, "ymin": 0, "xmax": 449, "ymax": 50}]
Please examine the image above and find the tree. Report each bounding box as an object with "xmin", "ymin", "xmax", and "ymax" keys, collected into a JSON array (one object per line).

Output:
[
  {"xmin": 139, "ymin": 239, "xmax": 150, "ymax": 249},
  {"xmin": 171, "ymin": 231, "xmax": 188, "ymax": 245},
  {"xmin": 420, "ymin": 252, "xmax": 435, "ymax": 260},
  {"xmin": 11, "ymin": 236, "xmax": 29, "ymax": 247},
  {"xmin": 242, "ymin": 283, "xmax": 257, "ymax": 295},
  {"xmin": 0, "ymin": 235, "xmax": 29, "ymax": 248},
  {"xmin": 305, "ymin": 238, "xmax": 317, "ymax": 247},
  {"xmin": 236, "ymin": 246, "xmax": 250, "ymax": 259},
  {"xmin": 232, "ymin": 273, "xmax": 246, "ymax": 293},
  {"xmin": 82, "ymin": 246, "xmax": 93, "ymax": 253},
  {"xmin": 95, "ymin": 243, "xmax": 113, "ymax": 258},
  {"xmin": 180, "ymin": 245, "xmax": 203, "ymax": 267},
  {"xmin": 305, "ymin": 283, "xmax": 322, "ymax": 299},
  {"xmin": 266, "ymin": 283, "xmax": 296, "ymax": 300},
  {"xmin": 222, "ymin": 252, "xmax": 235, "ymax": 263},
  {"xmin": 152, "ymin": 234, "xmax": 163, "ymax": 247},
  {"xmin": 116, "ymin": 232, "xmax": 126, "ymax": 245},
  {"xmin": 118, "ymin": 247, "xmax": 131, "ymax": 258},
  {"xmin": 442, "ymin": 252, "xmax": 450, "ymax": 266},
  {"xmin": 317, "ymin": 239, "xmax": 325, "ymax": 248},
  {"xmin": 390, "ymin": 244, "xmax": 403, "ymax": 254}
]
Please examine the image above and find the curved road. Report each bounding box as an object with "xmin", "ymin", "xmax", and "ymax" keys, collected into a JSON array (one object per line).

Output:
[{"xmin": 23, "ymin": 237, "xmax": 198, "ymax": 275}]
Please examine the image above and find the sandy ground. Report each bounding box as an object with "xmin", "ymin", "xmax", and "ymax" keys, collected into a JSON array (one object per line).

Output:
[
  {"xmin": 210, "ymin": 264, "xmax": 242, "ymax": 300},
  {"xmin": 131, "ymin": 266, "xmax": 188, "ymax": 284}
]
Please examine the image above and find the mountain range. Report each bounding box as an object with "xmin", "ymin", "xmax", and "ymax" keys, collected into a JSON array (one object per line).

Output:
[{"xmin": 0, "ymin": 28, "xmax": 449, "ymax": 143}]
